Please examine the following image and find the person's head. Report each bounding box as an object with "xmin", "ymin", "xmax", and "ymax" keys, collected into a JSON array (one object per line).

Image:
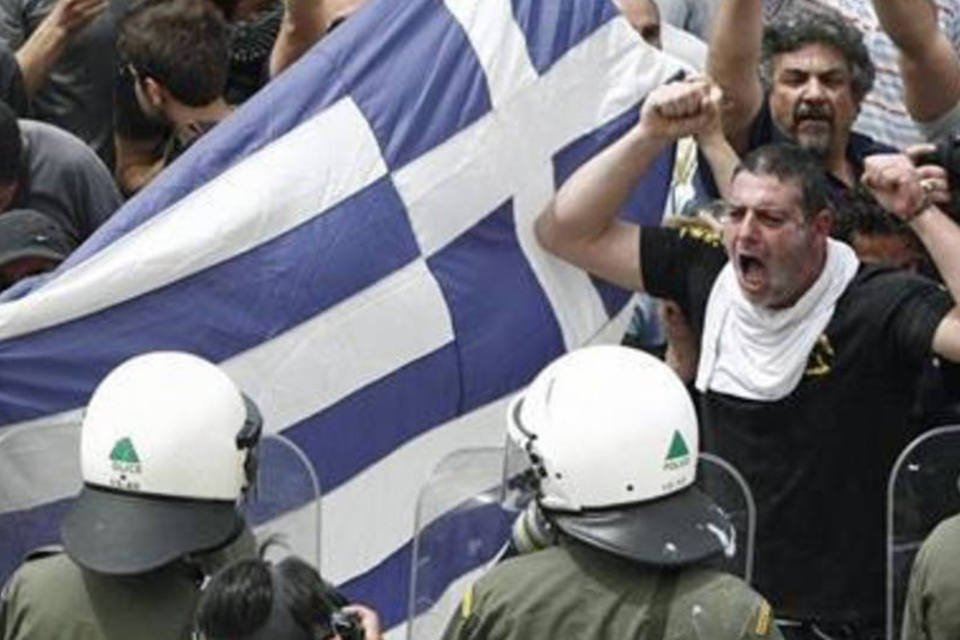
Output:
[
  {"xmin": 60, "ymin": 351, "xmax": 262, "ymax": 575},
  {"xmin": 118, "ymin": 0, "xmax": 229, "ymax": 120},
  {"xmin": 507, "ymin": 345, "xmax": 734, "ymax": 567},
  {"xmin": 195, "ymin": 554, "xmax": 357, "ymax": 640},
  {"xmin": 833, "ymin": 188, "xmax": 929, "ymax": 274},
  {"xmin": 0, "ymin": 209, "xmax": 75, "ymax": 291},
  {"xmin": 760, "ymin": 6, "xmax": 874, "ymax": 160},
  {"xmin": 614, "ymin": 0, "xmax": 661, "ymax": 49},
  {"xmin": 0, "ymin": 101, "xmax": 22, "ymax": 210},
  {"xmin": 720, "ymin": 143, "xmax": 833, "ymax": 309}
]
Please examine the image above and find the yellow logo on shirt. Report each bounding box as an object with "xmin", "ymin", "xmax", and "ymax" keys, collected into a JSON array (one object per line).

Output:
[
  {"xmin": 754, "ymin": 600, "xmax": 772, "ymax": 635},
  {"xmin": 804, "ymin": 334, "xmax": 835, "ymax": 378},
  {"xmin": 678, "ymin": 225, "xmax": 723, "ymax": 248}
]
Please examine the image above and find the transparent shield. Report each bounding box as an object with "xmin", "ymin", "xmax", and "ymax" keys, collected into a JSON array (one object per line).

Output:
[
  {"xmin": 0, "ymin": 418, "xmax": 82, "ymax": 585},
  {"xmin": 407, "ymin": 447, "xmax": 525, "ymax": 640},
  {"xmin": 697, "ymin": 452, "xmax": 756, "ymax": 583},
  {"xmin": 241, "ymin": 433, "xmax": 323, "ymax": 569},
  {"xmin": 886, "ymin": 424, "xmax": 960, "ymax": 640}
]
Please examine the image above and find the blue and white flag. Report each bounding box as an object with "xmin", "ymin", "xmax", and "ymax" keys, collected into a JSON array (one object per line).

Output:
[{"xmin": 0, "ymin": 0, "xmax": 682, "ymax": 630}]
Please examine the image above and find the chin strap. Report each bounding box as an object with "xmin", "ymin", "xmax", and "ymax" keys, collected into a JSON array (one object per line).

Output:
[{"xmin": 510, "ymin": 501, "xmax": 557, "ymax": 556}]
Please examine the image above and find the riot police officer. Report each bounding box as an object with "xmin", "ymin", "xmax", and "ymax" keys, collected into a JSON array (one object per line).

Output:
[
  {"xmin": 1, "ymin": 351, "xmax": 261, "ymax": 639},
  {"xmin": 443, "ymin": 345, "xmax": 783, "ymax": 640}
]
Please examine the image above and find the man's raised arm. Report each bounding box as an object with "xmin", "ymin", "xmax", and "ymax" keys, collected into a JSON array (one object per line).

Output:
[
  {"xmin": 535, "ymin": 79, "xmax": 722, "ymax": 292},
  {"xmin": 862, "ymin": 154, "xmax": 960, "ymax": 363},
  {"xmin": 706, "ymin": 0, "xmax": 764, "ymax": 153},
  {"xmin": 872, "ymin": 0, "xmax": 960, "ymax": 134}
]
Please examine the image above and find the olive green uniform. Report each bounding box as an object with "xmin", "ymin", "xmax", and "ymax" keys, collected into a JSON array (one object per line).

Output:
[
  {"xmin": 902, "ymin": 514, "xmax": 960, "ymax": 640},
  {"xmin": 0, "ymin": 529, "xmax": 255, "ymax": 640},
  {"xmin": 443, "ymin": 542, "xmax": 783, "ymax": 640}
]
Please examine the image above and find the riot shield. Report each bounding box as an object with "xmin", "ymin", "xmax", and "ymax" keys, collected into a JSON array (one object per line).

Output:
[
  {"xmin": 407, "ymin": 447, "xmax": 523, "ymax": 640},
  {"xmin": 241, "ymin": 433, "xmax": 323, "ymax": 568},
  {"xmin": 406, "ymin": 443, "xmax": 757, "ymax": 640},
  {"xmin": 0, "ymin": 418, "xmax": 82, "ymax": 585},
  {"xmin": 886, "ymin": 424, "xmax": 960, "ymax": 640},
  {"xmin": 697, "ymin": 452, "xmax": 756, "ymax": 583}
]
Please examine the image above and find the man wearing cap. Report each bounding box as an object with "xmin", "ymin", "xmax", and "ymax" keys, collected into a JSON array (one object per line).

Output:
[
  {"xmin": 442, "ymin": 346, "xmax": 783, "ymax": 640},
  {"xmin": 0, "ymin": 351, "xmax": 260, "ymax": 639},
  {"xmin": 0, "ymin": 208, "xmax": 75, "ymax": 292}
]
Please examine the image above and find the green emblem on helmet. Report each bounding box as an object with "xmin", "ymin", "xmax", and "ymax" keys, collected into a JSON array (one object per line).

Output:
[
  {"xmin": 110, "ymin": 437, "xmax": 140, "ymax": 463},
  {"xmin": 110, "ymin": 437, "xmax": 142, "ymax": 478},
  {"xmin": 664, "ymin": 431, "xmax": 691, "ymax": 470}
]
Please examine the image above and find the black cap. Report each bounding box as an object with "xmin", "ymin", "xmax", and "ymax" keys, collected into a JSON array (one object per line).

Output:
[
  {"xmin": 548, "ymin": 485, "xmax": 735, "ymax": 567},
  {"xmin": 0, "ymin": 208, "xmax": 75, "ymax": 268}
]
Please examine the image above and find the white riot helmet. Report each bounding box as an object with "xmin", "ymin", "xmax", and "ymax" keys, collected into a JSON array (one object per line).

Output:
[
  {"xmin": 61, "ymin": 351, "xmax": 261, "ymax": 575},
  {"xmin": 507, "ymin": 345, "xmax": 733, "ymax": 566}
]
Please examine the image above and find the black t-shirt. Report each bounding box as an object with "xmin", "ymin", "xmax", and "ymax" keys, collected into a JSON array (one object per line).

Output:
[{"xmin": 640, "ymin": 226, "xmax": 954, "ymax": 626}]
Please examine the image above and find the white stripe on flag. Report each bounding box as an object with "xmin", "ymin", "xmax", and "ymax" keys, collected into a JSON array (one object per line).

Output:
[
  {"xmin": 443, "ymin": 0, "xmax": 539, "ymax": 109},
  {"xmin": 222, "ymin": 259, "xmax": 454, "ymax": 432},
  {"xmin": 0, "ymin": 97, "xmax": 387, "ymax": 341},
  {"xmin": 396, "ymin": 14, "xmax": 676, "ymax": 349}
]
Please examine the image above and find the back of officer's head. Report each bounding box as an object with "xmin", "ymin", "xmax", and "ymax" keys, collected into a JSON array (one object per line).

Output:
[
  {"xmin": 61, "ymin": 351, "xmax": 262, "ymax": 575},
  {"xmin": 194, "ymin": 555, "xmax": 341, "ymax": 640},
  {"xmin": 508, "ymin": 345, "xmax": 734, "ymax": 567}
]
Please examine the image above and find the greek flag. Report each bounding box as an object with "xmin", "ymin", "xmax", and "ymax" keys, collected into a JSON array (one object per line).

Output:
[{"xmin": 0, "ymin": 0, "xmax": 681, "ymax": 630}]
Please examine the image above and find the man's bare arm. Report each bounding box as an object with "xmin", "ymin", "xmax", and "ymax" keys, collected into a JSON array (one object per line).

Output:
[
  {"xmin": 270, "ymin": 0, "xmax": 364, "ymax": 77},
  {"xmin": 705, "ymin": 0, "xmax": 764, "ymax": 153},
  {"xmin": 269, "ymin": 0, "xmax": 325, "ymax": 77},
  {"xmin": 862, "ymin": 154, "xmax": 960, "ymax": 363},
  {"xmin": 15, "ymin": 0, "xmax": 106, "ymax": 97},
  {"xmin": 535, "ymin": 79, "xmax": 723, "ymax": 292},
  {"xmin": 695, "ymin": 94, "xmax": 739, "ymax": 199},
  {"xmin": 872, "ymin": 0, "xmax": 960, "ymax": 126}
]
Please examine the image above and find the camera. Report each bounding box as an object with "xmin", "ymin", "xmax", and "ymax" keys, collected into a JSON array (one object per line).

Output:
[
  {"xmin": 320, "ymin": 582, "xmax": 364, "ymax": 640},
  {"xmin": 330, "ymin": 610, "xmax": 364, "ymax": 640}
]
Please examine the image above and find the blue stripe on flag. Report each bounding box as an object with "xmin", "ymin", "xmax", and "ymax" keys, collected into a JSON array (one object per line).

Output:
[
  {"xmin": 285, "ymin": 346, "xmax": 460, "ymax": 494},
  {"xmin": 342, "ymin": 0, "xmax": 493, "ymax": 170},
  {"xmin": 427, "ymin": 201, "xmax": 565, "ymax": 413},
  {"xmin": 510, "ymin": 0, "xmax": 620, "ymax": 74},
  {"xmin": 0, "ymin": 177, "xmax": 420, "ymax": 424}
]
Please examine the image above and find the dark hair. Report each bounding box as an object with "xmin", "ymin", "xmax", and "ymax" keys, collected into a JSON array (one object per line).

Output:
[
  {"xmin": 734, "ymin": 143, "xmax": 831, "ymax": 218},
  {"xmin": 118, "ymin": 0, "xmax": 229, "ymax": 107},
  {"xmin": 760, "ymin": 5, "xmax": 875, "ymax": 102},
  {"xmin": 195, "ymin": 555, "xmax": 338, "ymax": 640},
  {"xmin": 832, "ymin": 186, "xmax": 914, "ymax": 239},
  {"xmin": 0, "ymin": 100, "xmax": 22, "ymax": 185}
]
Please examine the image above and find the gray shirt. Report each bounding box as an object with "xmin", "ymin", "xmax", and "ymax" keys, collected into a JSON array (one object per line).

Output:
[
  {"xmin": 15, "ymin": 120, "xmax": 122, "ymax": 244},
  {"xmin": 0, "ymin": 0, "xmax": 128, "ymax": 168}
]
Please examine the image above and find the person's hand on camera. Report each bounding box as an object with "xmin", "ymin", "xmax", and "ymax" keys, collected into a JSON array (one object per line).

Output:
[{"xmin": 340, "ymin": 604, "xmax": 382, "ymax": 640}]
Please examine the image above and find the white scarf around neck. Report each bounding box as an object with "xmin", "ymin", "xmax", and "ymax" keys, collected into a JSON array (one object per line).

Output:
[{"xmin": 695, "ymin": 239, "xmax": 859, "ymax": 401}]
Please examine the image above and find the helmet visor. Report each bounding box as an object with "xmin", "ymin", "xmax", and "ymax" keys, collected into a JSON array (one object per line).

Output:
[
  {"xmin": 549, "ymin": 485, "xmax": 735, "ymax": 567},
  {"xmin": 62, "ymin": 484, "xmax": 243, "ymax": 574}
]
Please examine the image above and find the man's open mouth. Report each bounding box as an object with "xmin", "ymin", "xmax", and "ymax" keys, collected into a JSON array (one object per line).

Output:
[{"xmin": 738, "ymin": 255, "xmax": 767, "ymax": 287}]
